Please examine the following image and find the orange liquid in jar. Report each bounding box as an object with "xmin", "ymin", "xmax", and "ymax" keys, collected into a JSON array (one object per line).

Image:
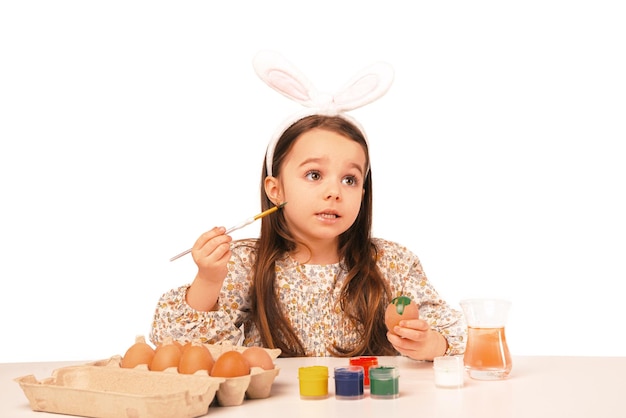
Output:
[{"xmin": 463, "ymin": 326, "xmax": 512, "ymax": 380}]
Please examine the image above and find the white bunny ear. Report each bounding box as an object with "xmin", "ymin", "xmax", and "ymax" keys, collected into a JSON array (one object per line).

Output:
[
  {"xmin": 253, "ymin": 50, "xmax": 394, "ymax": 113},
  {"xmin": 332, "ymin": 61, "xmax": 395, "ymax": 112},
  {"xmin": 253, "ymin": 50, "xmax": 319, "ymax": 107},
  {"xmin": 253, "ymin": 50, "xmax": 395, "ymax": 176}
]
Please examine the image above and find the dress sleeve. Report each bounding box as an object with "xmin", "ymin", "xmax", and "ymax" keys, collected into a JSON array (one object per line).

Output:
[
  {"xmin": 377, "ymin": 239, "xmax": 467, "ymax": 356},
  {"xmin": 149, "ymin": 284, "xmax": 245, "ymax": 346},
  {"xmin": 149, "ymin": 240, "xmax": 256, "ymax": 346}
]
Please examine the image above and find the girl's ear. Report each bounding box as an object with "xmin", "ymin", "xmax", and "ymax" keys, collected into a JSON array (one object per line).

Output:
[{"xmin": 264, "ymin": 176, "xmax": 282, "ymax": 204}]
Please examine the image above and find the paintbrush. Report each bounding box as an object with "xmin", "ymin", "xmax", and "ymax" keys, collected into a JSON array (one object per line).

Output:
[{"xmin": 169, "ymin": 202, "xmax": 287, "ymax": 262}]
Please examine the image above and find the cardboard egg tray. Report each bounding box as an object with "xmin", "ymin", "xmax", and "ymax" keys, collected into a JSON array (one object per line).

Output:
[{"xmin": 14, "ymin": 344, "xmax": 282, "ymax": 418}]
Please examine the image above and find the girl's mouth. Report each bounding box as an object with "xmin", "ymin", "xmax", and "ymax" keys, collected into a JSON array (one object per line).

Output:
[{"xmin": 317, "ymin": 212, "xmax": 339, "ymax": 219}]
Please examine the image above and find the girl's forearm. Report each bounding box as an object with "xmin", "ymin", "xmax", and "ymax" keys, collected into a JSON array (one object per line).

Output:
[{"xmin": 185, "ymin": 276, "xmax": 222, "ymax": 312}]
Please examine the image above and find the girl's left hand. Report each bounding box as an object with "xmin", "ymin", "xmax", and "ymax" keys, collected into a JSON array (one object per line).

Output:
[{"xmin": 387, "ymin": 319, "xmax": 448, "ymax": 361}]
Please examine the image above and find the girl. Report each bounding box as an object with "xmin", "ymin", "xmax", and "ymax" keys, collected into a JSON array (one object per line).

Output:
[{"xmin": 150, "ymin": 113, "xmax": 466, "ymax": 360}]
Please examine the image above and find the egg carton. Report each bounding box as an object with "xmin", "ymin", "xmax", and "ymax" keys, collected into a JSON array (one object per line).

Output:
[
  {"xmin": 202, "ymin": 344, "xmax": 282, "ymax": 405},
  {"xmin": 15, "ymin": 344, "xmax": 282, "ymax": 418},
  {"xmin": 15, "ymin": 362, "xmax": 223, "ymax": 418}
]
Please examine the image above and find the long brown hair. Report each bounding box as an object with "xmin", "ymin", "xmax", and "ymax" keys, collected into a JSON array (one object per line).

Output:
[{"xmin": 250, "ymin": 114, "xmax": 396, "ymax": 357}]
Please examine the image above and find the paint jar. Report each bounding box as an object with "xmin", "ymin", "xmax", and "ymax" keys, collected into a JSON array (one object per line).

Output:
[
  {"xmin": 334, "ymin": 366, "xmax": 364, "ymax": 399},
  {"xmin": 298, "ymin": 366, "xmax": 329, "ymax": 399},
  {"xmin": 349, "ymin": 356, "xmax": 378, "ymax": 386},
  {"xmin": 433, "ymin": 356, "xmax": 464, "ymax": 388},
  {"xmin": 368, "ymin": 366, "xmax": 400, "ymax": 399}
]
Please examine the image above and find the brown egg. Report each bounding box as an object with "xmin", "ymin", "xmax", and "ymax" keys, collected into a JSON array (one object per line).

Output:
[
  {"xmin": 150, "ymin": 341, "xmax": 182, "ymax": 371},
  {"xmin": 180, "ymin": 341, "xmax": 192, "ymax": 353},
  {"xmin": 172, "ymin": 340, "xmax": 185, "ymax": 352},
  {"xmin": 385, "ymin": 295, "xmax": 420, "ymax": 334},
  {"xmin": 210, "ymin": 350, "xmax": 250, "ymax": 377},
  {"xmin": 120, "ymin": 336, "xmax": 155, "ymax": 369},
  {"xmin": 178, "ymin": 343, "xmax": 215, "ymax": 374},
  {"xmin": 242, "ymin": 346, "xmax": 274, "ymax": 370}
]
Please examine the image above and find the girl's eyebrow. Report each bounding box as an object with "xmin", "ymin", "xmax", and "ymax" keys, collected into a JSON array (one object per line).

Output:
[
  {"xmin": 299, "ymin": 157, "xmax": 324, "ymax": 168},
  {"xmin": 349, "ymin": 162, "xmax": 365, "ymax": 175},
  {"xmin": 299, "ymin": 158, "xmax": 365, "ymax": 175}
]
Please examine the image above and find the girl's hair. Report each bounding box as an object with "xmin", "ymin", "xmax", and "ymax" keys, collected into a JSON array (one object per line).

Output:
[{"xmin": 249, "ymin": 114, "xmax": 397, "ymax": 357}]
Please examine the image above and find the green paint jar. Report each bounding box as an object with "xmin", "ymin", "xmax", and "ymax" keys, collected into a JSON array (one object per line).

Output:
[{"xmin": 369, "ymin": 366, "xmax": 400, "ymax": 399}]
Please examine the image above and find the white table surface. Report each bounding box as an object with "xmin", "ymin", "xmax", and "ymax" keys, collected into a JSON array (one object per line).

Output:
[{"xmin": 3, "ymin": 355, "xmax": 626, "ymax": 418}]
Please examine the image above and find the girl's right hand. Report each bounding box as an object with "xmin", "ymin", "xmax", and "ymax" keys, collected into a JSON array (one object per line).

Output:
[{"xmin": 191, "ymin": 226, "xmax": 233, "ymax": 285}]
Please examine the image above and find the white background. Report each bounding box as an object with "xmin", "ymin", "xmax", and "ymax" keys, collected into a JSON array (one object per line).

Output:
[{"xmin": 1, "ymin": 1, "xmax": 624, "ymax": 362}]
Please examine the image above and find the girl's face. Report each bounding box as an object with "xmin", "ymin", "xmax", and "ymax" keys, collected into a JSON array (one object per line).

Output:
[{"xmin": 266, "ymin": 127, "xmax": 367, "ymax": 250}]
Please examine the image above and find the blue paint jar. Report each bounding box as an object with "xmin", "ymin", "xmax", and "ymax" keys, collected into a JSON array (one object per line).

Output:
[{"xmin": 333, "ymin": 366, "xmax": 364, "ymax": 400}]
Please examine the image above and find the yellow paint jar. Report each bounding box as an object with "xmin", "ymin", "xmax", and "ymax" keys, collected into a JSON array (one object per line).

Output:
[{"xmin": 298, "ymin": 366, "xmax": 329, "ymax": 399}]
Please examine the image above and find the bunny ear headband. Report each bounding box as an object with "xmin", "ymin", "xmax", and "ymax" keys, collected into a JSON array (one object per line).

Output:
[{"xmin": 252, "ymin": 50, "xmax": 395, "ymax": 176}]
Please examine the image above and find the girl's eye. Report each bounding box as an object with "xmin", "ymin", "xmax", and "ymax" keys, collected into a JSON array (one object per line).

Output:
[
  {"xmin": 343, "ymin": 176, "xmax": 359, "ymax": 187},
  {"xmin": 305, "ymin": 170, "xmax": 321, "ymax": 181}
]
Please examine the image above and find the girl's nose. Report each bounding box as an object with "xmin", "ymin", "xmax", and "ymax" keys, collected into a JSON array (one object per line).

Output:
[{"xmin": 324, "ymin": 185, "xmax": 341, "ymax": 200}]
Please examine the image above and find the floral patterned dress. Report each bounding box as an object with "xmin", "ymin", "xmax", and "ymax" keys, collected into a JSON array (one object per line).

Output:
[{"xmin": 150, "ymin": 238, "xmax": 466, "ymax": 356}]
